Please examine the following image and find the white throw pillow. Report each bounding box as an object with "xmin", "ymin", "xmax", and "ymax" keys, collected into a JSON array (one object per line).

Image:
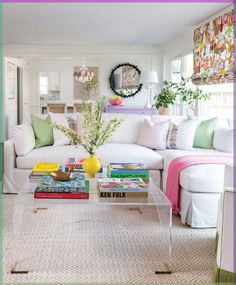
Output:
[
  {"xmin": 137, "ymin": 119, "xmax": 170, "ymax": 150},
  {"xmin": 167, "ymin": 119, "xmax": 198, "ymax": 150},
  {"xmin": 103, "ymin": 113, "xmax": 150, "ymax": 144},
  {"xmin": 13, "ymin": 124, "xmax": 35, "ymax": 156},
  {"xmin": 50, "ymin": 113, "xmax": 77, "ymax": 147},
  {"xmin": 213, "ymin": 128, "xmax": 233, "ymax": 153},
  {"xmin": 77, "ymin": 112, "xmax": 149, "ymax": 144}
]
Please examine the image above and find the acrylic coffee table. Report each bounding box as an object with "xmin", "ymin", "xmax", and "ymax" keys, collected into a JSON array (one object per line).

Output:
[{"xmin": 11, "ymin": 172, "xmax": 172, "ymax": 275}]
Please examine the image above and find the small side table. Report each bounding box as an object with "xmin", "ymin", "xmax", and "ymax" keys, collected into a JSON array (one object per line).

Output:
[{"xmin": 104, "ymin": 105, "xmax": 157, "ymax": 115}]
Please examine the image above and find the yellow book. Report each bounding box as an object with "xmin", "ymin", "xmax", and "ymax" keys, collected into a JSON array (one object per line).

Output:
[{"xmin": 32, "ymin": 162, "xmax": 60, "ymax": 175}]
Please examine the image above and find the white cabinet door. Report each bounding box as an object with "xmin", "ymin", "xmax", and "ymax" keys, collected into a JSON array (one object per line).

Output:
[{"xmin": 49, "ymin": 72, "xmax": 60, "ymax": 91}]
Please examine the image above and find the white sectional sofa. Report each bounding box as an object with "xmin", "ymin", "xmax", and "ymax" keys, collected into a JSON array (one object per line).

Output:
[{"xmin": 3, "ymin": 113, "xmax": 233, "ymax": 228}]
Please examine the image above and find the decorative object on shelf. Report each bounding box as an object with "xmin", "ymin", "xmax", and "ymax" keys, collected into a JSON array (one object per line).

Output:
[
  {"xmin": 104, "ymin": 105, "xmax": 156, "ymax": 115},
  {"xmin": 108, "ymin": 95, "xmax": 123, "ymax": 106},
  {"xmin": 74, "ymin": 66, "xmax": 99, "ymax": 100},
  {"xmin": 109, "ymin": 63, "xmax": 142, "ymax": 98},
  {"xmin": 51, "ymin": 98, "xmax": 123, "ymax": 178},
  {"xmin": 141, "ymin": 71, "xmax": 158, "ymax": 108},
  {"xmin": 153, "ymin": 80, "xmax": 176, "ymax": 115},
  {"xmin": 153, "ymin": 78, "xmax": 209, "ymax": 116},
  {"xmin": 158, "ymin": 107, "xmax": 172, "ymax": 115},
  {"xmin": 192, "ymin": 10, "xmax": 234, "ymax": 85}
]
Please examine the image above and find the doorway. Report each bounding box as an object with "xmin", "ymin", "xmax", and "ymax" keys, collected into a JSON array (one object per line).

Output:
[{"xmin": 17, "ymin": 67, "xmax": 23, "ymax": 124}]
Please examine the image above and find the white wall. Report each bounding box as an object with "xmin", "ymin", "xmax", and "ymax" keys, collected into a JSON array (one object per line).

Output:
[
  {"xmin": 28, "ymin": 53, "xmax": 162, "ymax": 113},
  {"xmin": 3, "ymin": 45, "xmax": 162, "ymax": 114}
]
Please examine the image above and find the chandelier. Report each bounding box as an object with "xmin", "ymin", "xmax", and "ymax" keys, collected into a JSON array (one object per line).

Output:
[{"xmin": 73, "ymin": 64, "xmax": 94, "ymax": 83}]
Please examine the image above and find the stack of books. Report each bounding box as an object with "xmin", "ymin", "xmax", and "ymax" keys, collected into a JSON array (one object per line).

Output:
[
  {"xmin": 65, "ymin": 157, "xmax": 103, "ymax": 173},
  {"xmin": 107, "ymin": 163, "xmax": 149, "ymax": 179},
  {"xmin": 29, "ymin": 162, "xmax": 61, "ymax": 184},
  {"xmin": 34, "ymin": 172, "xmax": 89, "ymax": 199},
  {"xmin": 97, "ymin": 178, "xmax": 148, "ymax": 198}
]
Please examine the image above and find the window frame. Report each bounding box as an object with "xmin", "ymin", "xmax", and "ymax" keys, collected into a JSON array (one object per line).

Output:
[{"xmin": 169, "ymin": 52, "xmax": 193, "ymax": 116}]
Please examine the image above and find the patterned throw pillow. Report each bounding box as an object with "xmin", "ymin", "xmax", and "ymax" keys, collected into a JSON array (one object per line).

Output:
[
  {"xmin": 66, "ymin": 115, "xmax": 77, "ymax": 132},
  {"xmin": 167, "ymin": 119, "xmax": 198, "ymax": 151},
  {"xmin": 167, "ymin": 123, "xmax": 179, "ymax": 149}
]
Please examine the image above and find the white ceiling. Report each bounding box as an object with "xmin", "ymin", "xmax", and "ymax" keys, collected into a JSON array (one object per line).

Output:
[{"xmin": 3, "ymin": 3, "xmax": 230, "ymax": 46}]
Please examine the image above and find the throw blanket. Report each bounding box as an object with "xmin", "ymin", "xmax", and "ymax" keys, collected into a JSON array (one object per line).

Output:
[{"xmin": 166, "ymin": 155, "xmax": 233, "ymax": 214}]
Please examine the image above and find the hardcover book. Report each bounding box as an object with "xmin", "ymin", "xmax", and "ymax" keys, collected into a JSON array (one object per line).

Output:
[
  {"xmin": 99, "ymin": 191, "xmax": 147, "ymax": 198},
  {"xmin": 65, "ymin": 158, "xmax": 85, "ymax": 169},
  {"xmin": 65, "ymin": 158, "xmax": 103, "ymax": 173},
  {"xmin": 30, "ymin": 166, "xmax": 64, "ymax": 182},
  {"xmin": 32, "ymin": 162, "xmax": 60, "ymax": 176},
  {"xmin": 108, "ymin": 163, "xmax": 148, "ymax": 171},
  {"xmin": 97, "ymin": 178, "xmax": 148, "ymax": 192},
  {"xmin": 34, "ymin": 173, "xmax": 89, "ymax": 199},
  {"xmin": 107, "ymin": 163, "xmax": 149, "ymax": 178}
]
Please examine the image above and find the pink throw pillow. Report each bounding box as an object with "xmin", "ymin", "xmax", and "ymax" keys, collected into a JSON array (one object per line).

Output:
[{"xmin": 137, "ymin": 119, "xmax": 170, "ymax": 150}]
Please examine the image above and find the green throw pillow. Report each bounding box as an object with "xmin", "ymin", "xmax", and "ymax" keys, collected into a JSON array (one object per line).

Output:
[
  {"xmin": 193, "ymin": 117, "xmax": 218, "ymax": 149},
  {"xmin": 31, "ymin": 114, "xmax": 54, "ymax": 148}
]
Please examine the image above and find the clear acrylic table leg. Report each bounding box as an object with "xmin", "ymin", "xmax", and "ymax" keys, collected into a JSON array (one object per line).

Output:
[
  {"xmin": 155, "ymin": 205, "xmax": 172, "ymax": 274},
  {"xmin": 11, "ymin": 202, "xmax": 29, "ymax": 274}
]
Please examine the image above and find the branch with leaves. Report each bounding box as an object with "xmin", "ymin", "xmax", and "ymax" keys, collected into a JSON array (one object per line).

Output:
[
  {"xmin": 51, "ymin": 97, "xmax": 123, "ymax": 155},
  {"xmin": 153, "ymin": 78, "xmax": 210, "ymax": 110},
  {"xmin": 177, "ymin": 77, "xmax": 210, "ymax": 108}
]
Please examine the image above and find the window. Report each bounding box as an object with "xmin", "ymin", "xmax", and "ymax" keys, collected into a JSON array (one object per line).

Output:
[
  {"xmin": 198, "ymin": 83, "xmax": 233, "ymax": 120},
  {"xmin": 170, "ymin": 53, "xmax": 194, "ymax": 115},
  {"xmin": 39, "ymin": 74, "xmax": 49, "ymax": 95},
  {"xmin": 39, "ymin": 72, "xmax": 60, "ymax": 103},
  {"xmin": 169, "ymin": 53, "xmax": 233, "ymax": 119}
]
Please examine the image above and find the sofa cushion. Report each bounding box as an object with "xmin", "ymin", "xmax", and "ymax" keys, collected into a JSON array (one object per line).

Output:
[
  {"xmin": 16, "ymin": 143, "xmax": 163, "ymax": 170},
  {"xmin": 166, "ymin": 119, "xmax": 198, "ymax": 150},
  {"xmin": 103, "ymin": 113, "xmax": 150, "ymax": 144},
  {"xmin": 180, "ymin": 164, "xmax": 225, "ymax": 193},
  {"xmin": 31, "ymin": 114, "xmax": 54, "ymax": 148},
  {"xmin": 162, "ymin": 165, "xmax": 225, "ymax": 194},
  {"xmin": 213, "ymin": 128, "xmax": 233, "ymax": 153},
  {"xmin": 156, "ymin": 147, "xmax": 230, "ymax": 171},
  {"xmin": 137, "ymin": 119, "xmax": 169, "ymax": 150},
  {"xmin": 13, "ymin": 124, "xmax": 35, "ymax": 156},
  {"xmin": 50, "ymin": 113, "xmax": 77, "ymax": 146},
  {"xmin": 193, "ymin": 117, "xmax": 218, "ymax": 149}
]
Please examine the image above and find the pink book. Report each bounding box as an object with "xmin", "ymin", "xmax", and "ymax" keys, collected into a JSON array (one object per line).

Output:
[{"xmin": 65, "ymin": 158, "xmax": 85, "ymax": 169}]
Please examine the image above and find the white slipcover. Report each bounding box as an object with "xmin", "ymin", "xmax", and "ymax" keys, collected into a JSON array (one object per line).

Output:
[
  {"xmin": 16, "ymin": 143, "xmax": 163, "ymax": 170},
  {"xmin": 12, "ymin": 124, "xmax": 35, "ymax": 156},
  {"xmin": 216, "ymin": 164, "xmax": 234, "ymax": 274},
  {"xmin": 3, "ymin": 114, "xmax": 233, "ymax": 228}
]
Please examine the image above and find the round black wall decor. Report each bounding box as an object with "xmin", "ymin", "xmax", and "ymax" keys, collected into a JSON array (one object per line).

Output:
[{"xmin": 109, "ymin": 63, "xmax": 142, "ymax": 98}]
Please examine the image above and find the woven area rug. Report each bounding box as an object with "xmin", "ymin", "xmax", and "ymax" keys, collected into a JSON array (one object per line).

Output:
[{"xmin": 3, "ymin": 194, "xmax": 216, "ymax": 284}]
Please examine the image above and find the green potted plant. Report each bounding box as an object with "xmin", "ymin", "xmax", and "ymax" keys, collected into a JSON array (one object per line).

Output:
[
  {"xmin": 177, "ymin": 77, "xmax": 210, "ymax": 116},
  {"xmin": 153, "ymin": 80, "xmax": 177, "ymax": 115}
]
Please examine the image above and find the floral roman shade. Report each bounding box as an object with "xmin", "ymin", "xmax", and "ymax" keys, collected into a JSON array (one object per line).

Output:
[{"xmin": 192, "ymin": 10, "xmax": 234, "ymax": 85}]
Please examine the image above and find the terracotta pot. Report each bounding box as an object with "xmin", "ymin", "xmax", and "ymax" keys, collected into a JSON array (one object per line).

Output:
[{"xmin": 159, "ymin": 107, "xmax": 172, "ymax": 115}]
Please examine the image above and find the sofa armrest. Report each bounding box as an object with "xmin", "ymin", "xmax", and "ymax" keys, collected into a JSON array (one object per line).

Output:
[{"xmin": 4, "ymin": 139, "xmax": 16, "ymax": 171}]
